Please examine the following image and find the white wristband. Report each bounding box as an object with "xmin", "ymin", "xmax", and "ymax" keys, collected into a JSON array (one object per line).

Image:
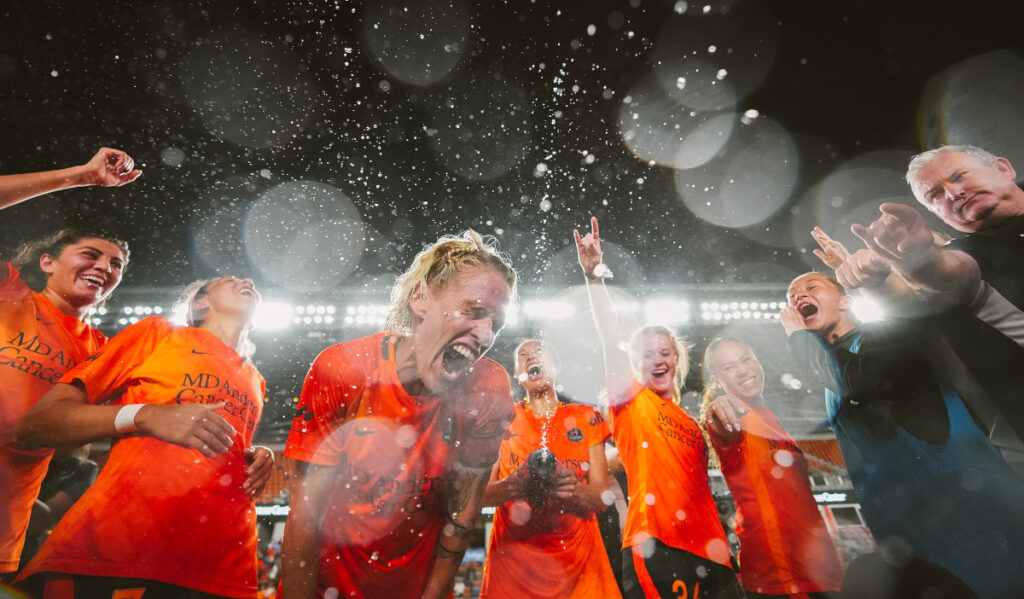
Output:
[{"xmin": 114, "ymin": 404, "xmax": 144, "ymax": 434}]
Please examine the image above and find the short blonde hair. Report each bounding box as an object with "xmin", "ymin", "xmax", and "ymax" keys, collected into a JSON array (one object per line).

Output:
[
  {"xmin": 629, "ymin": 325, "xmax": 692, "ymax": 403},
  {"xmin": 385, "ymin": 230, "xmax": 517, "ymax": 333}
]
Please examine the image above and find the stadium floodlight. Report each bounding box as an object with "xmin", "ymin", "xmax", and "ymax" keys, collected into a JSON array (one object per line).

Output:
[
  {"xmin": 522, "ymin": 299, "xmax": 575, "ymax": 320},
  {"xmin": 851, "ymin": 295, "xmax": 885, "ymax": 323},
  {"xmin": 644, "ymin": 298, "xmax": 690, "ymax": 326},
  {"xmin": 255, "ymin": 302, "xmax": 295, "ymax": 331}
]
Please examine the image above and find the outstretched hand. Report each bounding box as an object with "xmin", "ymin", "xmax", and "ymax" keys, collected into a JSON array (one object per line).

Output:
[
  {"xmin": 573, "ymin": 216, "xmax": 603, "ymax": 275},
  {"xmin": 850, "ymin": 203, "xmax": 937, "ymax": 271},
  {"xmin": 135, "ymin": 402, "xmax": 236, "ymax": 459},
  {"xmin": 810, "ymin": 226, "xmax": 851, "ymax": 270},
  {"xmin": 243, "ymin": 446, "xmax": 275, "ymax": 499},
  {"xmin": 83, "ymin": 147, "xmax": 142, "ymax": 187}
]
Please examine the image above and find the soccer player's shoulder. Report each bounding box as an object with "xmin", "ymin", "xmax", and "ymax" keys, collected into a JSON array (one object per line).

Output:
[
  {"xmin": 468, "ymin": 356, "xmax": 512, "ymax": 392},
  {"xmin": 310, "ymin": 332, "xmax": 388, "ymax": 374}
]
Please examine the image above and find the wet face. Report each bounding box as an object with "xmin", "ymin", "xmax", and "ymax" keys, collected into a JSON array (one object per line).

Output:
[
  {"xmin": 40, "ymin": 238, "xmax": 126, "ymax": 308},
  {"xmin": 409, "ymin": 265, "xmax": 511, "ymax": 393},
  {"xmin": 636, "ymin": 332, "xmax": 679, "ymax": 398},
  {"xmin": 515, "ymin": 341, "xmax": 558, "ymax": 395},
  {"xmin": 193, "ymin": 277, "xmax": 261, "ymax": 326},
  {"xmin": 787, "ymin": 274, "xmax": 850, "ymax": 336},
  {"xmin": 912, "ymin": 152, "xmax": 1021, "ymax": 232},
  {"xmin": 710, "ymin": 341, "xmax": 764, "ymax": 402}
]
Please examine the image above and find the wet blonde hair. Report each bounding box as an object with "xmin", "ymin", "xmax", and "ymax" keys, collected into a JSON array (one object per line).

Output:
[
  {"xmin": 385, "ymin": 230, "xmax": 517, "ymax": 333},
  {"xmin": 629, "ymin": 325, "xmax": 692, "ymax": 404}
]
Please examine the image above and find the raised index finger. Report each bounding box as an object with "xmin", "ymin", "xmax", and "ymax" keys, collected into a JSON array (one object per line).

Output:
[{"xmin": 590, "ymin": 216, "xmax": 599, "ymax": 241}]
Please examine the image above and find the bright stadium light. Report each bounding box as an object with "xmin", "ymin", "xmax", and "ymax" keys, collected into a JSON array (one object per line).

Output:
[
  {"xmin": 851, "ymin": 295, "xmax": 885, "ymax": 323},
  {"xmin": 522, "ymin": 299, "xmax": 575, "ymax": 320},
  {"xmin": 255, "ymin": 301, "xmax": 295, "ymax": 331},
  {"xmin": 644, "ymin": 298, "xmax": 690, "ymax": 326}
]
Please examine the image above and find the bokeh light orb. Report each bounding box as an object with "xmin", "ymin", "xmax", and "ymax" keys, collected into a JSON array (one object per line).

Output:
[
  {"xmin": 675, "ymin": 116, "xmax": 799, "ymax": 229},
  {"xmin": 243, "ymin": 181, "xmax": 366, "ymax": 291},
  {"xmin": 798, "ymin": 150, "xmax": 915, "ymax": 265},
  {"xmin": 618, "ymin": 76, "xmax": 735, "ymax": 169},
  {"xmin": 650, "ymin": 2, "xmax": 778, "ymax": 112},
  {"xmin": 918, "ymin": 50, "xmax": 1024, "ymax": 168},
  {"xmin": 178, "ymin": 27, "xmax": 317, "ymax": 149},
  {"xmin": 424, "ymin": 72, "xmax": 531, "ymax": 181},
  {"xmin": 362, "ymin": 0, "xmax": 470, "ymax": 86}
]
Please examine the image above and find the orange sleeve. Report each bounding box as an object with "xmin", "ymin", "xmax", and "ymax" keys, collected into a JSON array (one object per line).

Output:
[
  {"xmin": 456, "ymin": 360, "xmax": 514, "ymax": 471},
  {"xmin": 57, "ymin": 316, "xmax": 173, "ymax": 405},
  {"xmin": 0, "ymin": 263, "xmax": 32, "ymax": 302},
  {"xmin": 284, "ymin": 344, "xmax": 365, "ymax": 466},
  {"xmin": 584, "ymin": 406, "xmax": 612, "ymax": 446}
]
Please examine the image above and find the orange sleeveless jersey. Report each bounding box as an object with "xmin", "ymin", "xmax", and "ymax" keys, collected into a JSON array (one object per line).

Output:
[
  {"xmin": 480, "ymin": 401, "xmax": 620, "ymax": 599},
  {"xmin": 711, "ymin": 404, "xmax": 843, "ymax": 595},
  {"xmin": 609, "ymin": 382, "xmax": 732, "ymax": 567},
  {"xmin": 0, "ymin": 264, "xmax": 107, "ymax": 573},
  {"xmin": 17, "ymin": 316, "xmax": 266, "ymax": 598},
  {"xmin": 284, "ymin": 333, "xmax": 514, "ymax": 599}
]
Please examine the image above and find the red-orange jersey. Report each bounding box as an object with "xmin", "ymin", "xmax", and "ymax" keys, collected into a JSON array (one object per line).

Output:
[
  {"xmin": 480, "ymin": 401, "xmax": 620, "ymax": 599},
  {"xmin": 17, "ymin": 316, "xmax": 266, "ymax": 598},
  {"xmin": 609, "ymin": 381, "xmax": 732, "ymax": 567},
  {"xmin": 711, "ymin": 404, "xmax": 844, "ymax": 595},
  {"xmin": 0, "ymin": 263, "xmax": 107, "ymax": 573},
  {"xmin": 284, "ymin": 333, "xmax": 514, "ymax": 599}
]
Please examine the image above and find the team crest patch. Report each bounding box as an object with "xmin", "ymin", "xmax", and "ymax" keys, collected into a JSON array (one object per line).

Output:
[
  {"xmin": 442, "ymin": 417, "xmax": 455, "ymax": 445},
  {"xmin": 566, "ymin": 427, "xmax": 583, "ymax": 442}
]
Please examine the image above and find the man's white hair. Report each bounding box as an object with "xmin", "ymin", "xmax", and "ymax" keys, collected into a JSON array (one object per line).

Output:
[{"xmin": 906, "ymin": 144, "xmax": 998, "ymax": 188}]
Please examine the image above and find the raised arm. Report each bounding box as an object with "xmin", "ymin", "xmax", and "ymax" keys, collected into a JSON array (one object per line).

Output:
[
  {"xmin": 281, "ymin": 459, "xmax": 334, "ymax": 598},
  {"xmin": 574, "ymin": 216, "xmax": 634, "ymax": 403},
  {"xmin": 16, "ymin": 382, "xmax": 235, "ymax": 459},
  {"xmin": 850, "ymin": 203, "xmax": 981, "ymax": 306},
  {"xmin": 0, "ymin": 147, "xmax": 141, "ymax": 211}
]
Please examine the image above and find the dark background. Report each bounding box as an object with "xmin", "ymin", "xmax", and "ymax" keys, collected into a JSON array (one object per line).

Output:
[{"xmin": 2, "ymin": 0, "xmax": 1022, "ymax": 441}]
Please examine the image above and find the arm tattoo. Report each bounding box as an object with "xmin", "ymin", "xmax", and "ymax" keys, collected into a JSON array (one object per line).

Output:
[
  {"xmin": 445, "ymin": 514, "xmax": 472, "ymax": 539},
  {"xmin": 434, "ymin": 542, "xmax": 462, "ymax": 559}
]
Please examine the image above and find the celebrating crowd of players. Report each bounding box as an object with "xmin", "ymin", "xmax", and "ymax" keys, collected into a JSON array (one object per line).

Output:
[{"xmin": 1, "ymin": 143, "xmax": 1023, "ymax": 598}]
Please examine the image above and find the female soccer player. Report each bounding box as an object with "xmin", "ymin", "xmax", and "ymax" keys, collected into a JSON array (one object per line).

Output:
[
  {"xmin": 479, "ymin": 339, "xmax": 621, "ymax": 599},
  {"xmin": 0, "ymin": 147, "xmax": 139, "ymax": 580},
  {"xmin": 574, "ymin": 217, "xmax": 743, "ymax": 599},
  {"xmin": 282, "ymin": 230, "xmax": 517, "ymax": 599},
  {"xmin": 15, "ymin": 276, "xmax": 273, "ymax": 598},
  {"xmin": 701, "ymin": 337, "xmax": 843, "ymax": 599}
]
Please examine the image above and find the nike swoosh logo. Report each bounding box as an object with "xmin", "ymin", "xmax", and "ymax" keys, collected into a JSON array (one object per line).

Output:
[
  {"xmin": 192, "ymin": 349, "xmax": 211, "ymax": 355},
  {"xmin": 354, "ymin": 427, "xmax": 377, "ymax": 436}
]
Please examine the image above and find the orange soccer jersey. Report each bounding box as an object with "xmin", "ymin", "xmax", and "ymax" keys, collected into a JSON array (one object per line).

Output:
[
  {"xmin": 480, "ymin": 401, "xmax": 620, "ymax": 599},
  {"xmin": 284, "ymin": 333, "xmax": 513, "ymax": 599},
  {"xmin": 17, "ymin": 316, "xmax": 266, "ymax": 598},
  {"xmin": 711, "ymin": 404, "xmax": 844, "ymax": 595},
  {"xmin": 610, "ymin": 381, "xmax": 732, "ymax": 567},
  {"xmin": 0, "ymin": 263, "xmax": 107, "ymax": 573}
]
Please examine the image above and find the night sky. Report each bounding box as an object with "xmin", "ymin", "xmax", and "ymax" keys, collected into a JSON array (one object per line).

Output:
[{"xmin": 2, "ymin": 0, "xmax": 1022, "ymax": 440}]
